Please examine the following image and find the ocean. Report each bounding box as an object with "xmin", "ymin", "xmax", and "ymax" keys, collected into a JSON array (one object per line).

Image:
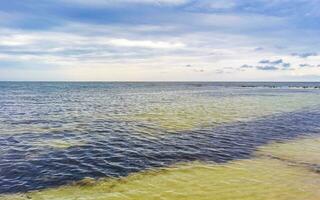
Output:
[{"xmin": 0, "ymin": 82, "xmax": 320, "ymax": 200}]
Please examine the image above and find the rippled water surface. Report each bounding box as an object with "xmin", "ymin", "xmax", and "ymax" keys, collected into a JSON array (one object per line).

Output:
[{"xmin": 0, "ymin": 82, "xmax": 320, "ymax": 200}]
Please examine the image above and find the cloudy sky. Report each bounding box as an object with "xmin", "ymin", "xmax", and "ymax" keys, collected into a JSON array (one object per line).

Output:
[{"xmin": 0, "ymin": 0, "xmax": 319, "ymax": 81}]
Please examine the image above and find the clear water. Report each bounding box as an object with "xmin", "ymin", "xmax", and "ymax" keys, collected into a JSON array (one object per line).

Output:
[{"xmin": 0, "ymin": 82, "xmax": 320, "ymax": 199}]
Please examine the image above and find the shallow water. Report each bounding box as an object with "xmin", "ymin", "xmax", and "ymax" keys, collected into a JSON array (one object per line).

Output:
[{"xmin": 0, "ymin": 82, "xmax": 320, "ymax": 199}]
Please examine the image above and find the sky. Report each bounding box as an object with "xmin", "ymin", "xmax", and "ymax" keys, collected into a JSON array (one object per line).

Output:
[{"xmin": 0, "ymin": 0, "xmax": 319, "ymax": 81}]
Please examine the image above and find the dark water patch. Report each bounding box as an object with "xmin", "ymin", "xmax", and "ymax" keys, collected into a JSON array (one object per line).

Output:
[{"xmin": 0, "ymin": 109, "xmax": 319, "ymax": 194}]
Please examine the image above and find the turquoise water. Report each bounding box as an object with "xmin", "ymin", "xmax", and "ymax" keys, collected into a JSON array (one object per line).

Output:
[{"xmin": 0, "ymin": 82, "xmax": 320, "ymax": 199}]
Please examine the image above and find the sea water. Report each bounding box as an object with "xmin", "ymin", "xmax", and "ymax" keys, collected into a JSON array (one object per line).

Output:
[{"xmin": 0, "ymin": 82, "xmax": 320, "ymax": 199}]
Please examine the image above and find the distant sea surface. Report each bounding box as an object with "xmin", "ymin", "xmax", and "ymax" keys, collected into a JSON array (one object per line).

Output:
[{"xmin": 1, "ymin": 82, "xmax": 320, "ymax": 199}]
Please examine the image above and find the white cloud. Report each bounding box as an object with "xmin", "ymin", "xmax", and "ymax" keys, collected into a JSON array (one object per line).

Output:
[
  {"xmin": 0, "ymin": 34, "xmax": 36, "ymax": 46},
  {"xmin": 107, "ymin": 38, "xmax": 185, "ymax": 49}
]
